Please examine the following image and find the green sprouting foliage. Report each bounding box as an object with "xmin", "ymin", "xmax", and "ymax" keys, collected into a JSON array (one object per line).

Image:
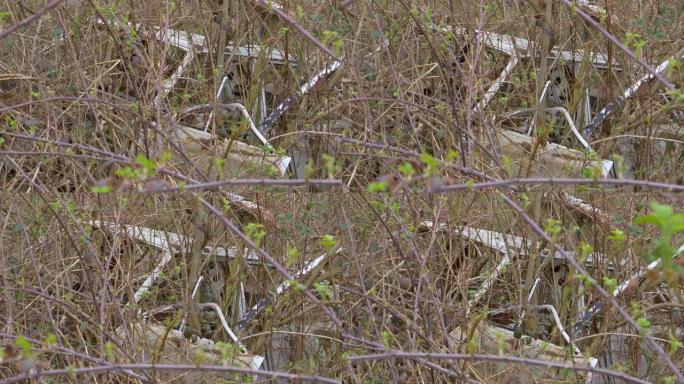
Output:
[
  {"xmin": 608, "ymin": 229, "xmax": 626, "ymax": 244},
  {"xmin": 397, "ymin": 162, "xmax": 415, "ymax": 178},
  {"xmin": 286, "ymin": 245, "xmax": 301, "ymax": 267},
  {"xmin": 91, "ymin": 185, "xmax": 112, "ymax": 193},
  {"xmin": 419, "ymin": 152, "xmax": 440, "ymax": 176},
  {"xmin": 216, "ymin": 341, "xmax": 245, "ymax": 364},
  {"xmin": 634, "ymin": 202, "xmax": 684, "ymax": 268},
  {"xmin": 15, "ymin": 336, "xmax": 34, "ymax": 358},
  {"xmin": 319, "ymin": 234, "xmax": 336, "ymax": 253},
  {"xmin": 367, "ymin": 180, "xmax": 388, "ymax": 193},
  {"xmin": 286, "ymin": 280, "xmax": 307, "ymax": 293},
  {"xmin": 243, "ymin": 223, "xmax": 267, "ymax": 246},
  {"xmin": 0, "ymin": 11, "xmax": 11, "ymax": 26},
  {"xmin": 602, "ymin": 276, "xmax": 618, "ymax": 294},
  {"xmin": 314, "ymin": 281, "xmax": 333, "ymax": 300},
  {"xmin": 544, "ymin": 218, "xmax": 562, "ymax": 239}
]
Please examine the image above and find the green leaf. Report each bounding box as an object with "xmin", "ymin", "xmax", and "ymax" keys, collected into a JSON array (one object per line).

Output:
[
  {"xmin": 244, "ymin": 223, "xmax": 266, "ymax": 245},
  {"xmin": 639, "ymin": 202, "xmax": 669, "ymax": 223},
  {"xmin": 608, "ymin": 229, "xmax": 626, "ymax": 243},
  {"xmin": 465, "ymin": 179, "xmax": 475, "ymax": 191},
  {"xmin": 578, "ymin": 241, "xmax": 593, "ymax": 260},
  {"xmin": 161, "ymin": 151, "xmax": 172, "ymax": 163},
  {"xmin": 636, "ymin": 317, "xmax": 651, "ymax": 334},
  {"xmin": 381, "ymin": 330, "xmax": 394, "ymax": 348},
  {"xmin": 104, "ymin": 341, "xmax": 114, "ymax": 361},
  {"xmin": 286, "ymin": 280, "xmax": 306, "ymax": 293},
  {"xmin": 544, "ymin": 219, "xmax": 562, "ymax": 237},
  {"xmin": 634, "ymin": 202, "xmax": 684, "ymax": 266},
  {"xmin": 286, "ymin": 245, "xmax": 300, "ymax": 267},
  {"xmin": 576, "ymin": 274, "xmax": 594, "ymax": 286},
  {"xmin": 581, "ymin": 166, "xmax": 598, "ymax": 179},
  {"xmin": 314, "ymin": 281, "xmax": 333, "ymax": 300},
  {"xmin": 44, "ymin": 334, "xmax": 57, "ymax": 345},
  {"xmin": 319, "ymin": 234, "xmax": 336, "ymax": 250},
  {"xmin": 216, "ymin": 341, "xmax": 238, "ymax": 364},
  {"xmin": 115, "ymin": 166, "xmax": 137, "ymax": 180},
  {"xmin": 602, "ymin": 276, "xmax": 618, "ymax": 293},
  {"xmin": 419, "ymin": 152, "xmax": 440, "ymax": 168},
  {"xmin": 135, "ymin": 154, "xmax": 157, "ymax": 171},
  {"xmin": 367, "ymin": 181, "xmax": 388, "ymax": 193},
  {"xmin": 15, "ymin": 336, "xmax": 35, "ymax": 359},
  {"xmin": 194, "ymin": 347, "xmax": 208, "ymax": 366},
  {"xmin": 397, "ymin": 162, "xmax": 415, "ymax": 177},
  {"xmin": 446, "ymin": 149, "xmax": 460, "ymax": 162},
  {"xmin": 0, "ymin": 11, "xmax": 11, "ymax": 26},
  {"xmin": 669, "ymin": 334, "xmax": 683, "ymax": 355},
  {"xmin": 91, "ymin": 185, "xmax": 112, "ymax": 193}
]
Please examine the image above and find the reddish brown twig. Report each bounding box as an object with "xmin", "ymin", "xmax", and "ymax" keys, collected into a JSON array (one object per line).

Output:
[
  {"xmin": 559, "ymin": 0, "xmax": 676, "ymax": 91},
  {"xmin": 0, "ymin": 0, "xmax": 66, "ymax": 40}
]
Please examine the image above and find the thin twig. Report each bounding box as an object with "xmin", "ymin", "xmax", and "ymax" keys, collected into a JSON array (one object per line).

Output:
[
  {"xmin": 581, "ymin": 48, "xmax": 684, "ymax": 137},
  {"xmin": 498, "ymin": 193, "xmax": 684, "ymax": 382},
  {"xmin": 347, "ymin": 352, "xmax": 648, "ymax": 384},
  {"xmin": 251, "ymin": 0, "xmax": 339, "ymax": 60},
  {"xmin": 0, "ymin": 0, "xmax": 66, "ymax": 40},
  {"xmin": 559, "ymin": 0, "xmax": 676, "ymax": 91},
  {"xmin": 572, "ymin": 242, "xmax": 684, "ymax": 336},
  {"xmin": 0, "ymin": 363, "xmax": 340, "ymax": 384},
  {"xmin": 138, "ymin": 178, "xmax": 344, "ymax": 193},
  {"xmin": 429, "ymin": 177, "xmax": 684, "ymax": 193}
]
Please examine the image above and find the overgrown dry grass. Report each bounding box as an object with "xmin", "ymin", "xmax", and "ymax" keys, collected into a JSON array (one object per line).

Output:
[{"xmin": 0, "ymin": 0, "xmax": 683, "ymax": 383}]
